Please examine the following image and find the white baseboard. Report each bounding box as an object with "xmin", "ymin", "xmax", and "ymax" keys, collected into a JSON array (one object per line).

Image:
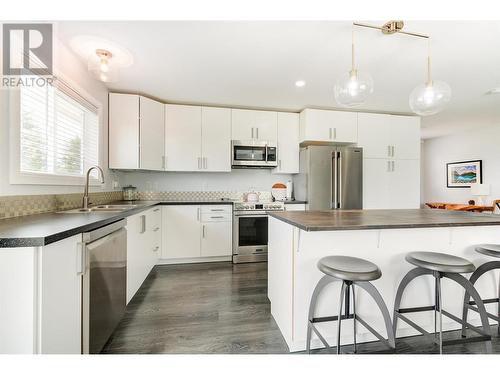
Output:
[{"xmin": 157, "ymin": 256, "xmax": 232, "ymax": 265}]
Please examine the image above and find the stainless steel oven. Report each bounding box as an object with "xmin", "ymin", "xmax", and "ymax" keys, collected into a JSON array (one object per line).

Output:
[
  {"xmin": 231, "ymin": 140, "xmax": 277, "ymax": 168},
  {"xmin": 232, "ymin": 202, "xmax": 284, "ymax": 263}
]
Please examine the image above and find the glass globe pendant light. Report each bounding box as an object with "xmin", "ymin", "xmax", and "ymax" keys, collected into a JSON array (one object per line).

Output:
[
  {"xmin": 334, "ymin": 27, "xmax": 374, "ymax": 107},
  {"xmin": 409, "ymin": 40, "xmax": 451, "ymax": 116},
  {"xmin": 88, "ymin": 49, "xmax": 119, "ymax": 83}
]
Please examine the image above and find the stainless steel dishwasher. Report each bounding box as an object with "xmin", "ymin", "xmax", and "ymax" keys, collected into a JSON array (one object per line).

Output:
[{"xmin": 80, "ymin": 219, "xmax": 127, "ymax": 354}]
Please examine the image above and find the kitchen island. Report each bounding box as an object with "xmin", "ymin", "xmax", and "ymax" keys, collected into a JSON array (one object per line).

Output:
[{"xmin": 268, "ymin": 209, "xmax": 500, "ymax": 352}]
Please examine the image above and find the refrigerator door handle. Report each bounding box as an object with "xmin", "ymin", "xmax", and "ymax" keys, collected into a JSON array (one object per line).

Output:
[
  {"xmin": 332, "ymin": 152, "xmax": 337, "ymax": 209},
  {"xmin": 338, "ymin": 151, "xmax": 342, "ymax": 209}
]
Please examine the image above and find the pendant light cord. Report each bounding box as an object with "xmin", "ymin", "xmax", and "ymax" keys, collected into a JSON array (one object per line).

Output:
[
  {"xmin": 427, "ymin": 38, "xmax": 432, "ymax": 85},
  {"xmin": 351, "ymin": 25, "xmax": 356, "ymax": 73}
]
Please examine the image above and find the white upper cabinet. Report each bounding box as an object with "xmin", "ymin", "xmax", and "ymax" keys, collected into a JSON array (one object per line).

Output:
[
  {"xmin": 273, "ymin": 112, "xmax": 299, "ymax": 174},
  {"xmin": 140, "ymin": 96, "xmax": 165, "ymax": 170},
  {"xmin": 231, "ymin": 109, "xmax": 277, "ymax": 141},
  {"xmin": 165, "ymin": 104, "xmax": 202, "ymax": 171},
  {"xmin": 109, "ymin": 93, "xmax": 165, "ymax": 170},
  {"xmin": 201, "ymin": 107, "xmax": 231, "ymax": 172},
  {"xmin": 357, "ymin": 113, "xmax": 420, "ymax": 160},
  {"xmin": 299, "ymin": 109, "xmax": 358, "ymax": 144},
  {"xmin": 109, "ymin": 93, "xmax": 140, "ymax": 169}
]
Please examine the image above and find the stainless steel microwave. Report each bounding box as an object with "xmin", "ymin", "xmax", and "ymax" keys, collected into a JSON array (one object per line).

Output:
[{"xmin": 231, "ymin": 140, "xmax": 277, "ymax": 168}]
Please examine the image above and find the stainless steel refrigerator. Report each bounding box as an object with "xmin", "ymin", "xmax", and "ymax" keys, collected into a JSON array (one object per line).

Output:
[{"xmin": 294, "ymin": 146, "xmax": 363, "ymax": 210}]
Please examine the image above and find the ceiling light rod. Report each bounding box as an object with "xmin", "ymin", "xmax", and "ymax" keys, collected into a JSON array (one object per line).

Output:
[{"xmin": 353, "ymin": 22, "xmax": 429, "ymax": 39}]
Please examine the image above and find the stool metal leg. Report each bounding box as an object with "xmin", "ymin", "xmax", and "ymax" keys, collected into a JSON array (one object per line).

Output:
[
  {"xmin": 352, "ymin": 284, "xmax": 357, "ymax": 353},
  {"xmin": 461, "ymin": 261, "xmax": 500, "ymax": 337},
  {"xmin": 336, "ymin": 281, "xmax": 346, "ymax": 354},
  {"xmin": 444, "ymin": 272, "xmax": 492, "ymax": 354},
  {"xmin": 393, "ymin": 267, "xmax": 433, "ymax": 337},
  {"xmin": 435, "ymin": 274, "xmax": 443, "ymax": 354}
]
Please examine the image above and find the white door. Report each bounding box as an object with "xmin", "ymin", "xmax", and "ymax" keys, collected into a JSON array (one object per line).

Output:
[
  {"xmin": 163, "ymin": 205, "xmax": 201, "ymax": 259},
  {"xmin": 357, "ymin": 113, "xmax": 393, "ymax": 158},
  {"xmin": 40, "ymin": 235, "xmax": 82, "ymax": 353},
  {"xmin": 330, "ymin": 111, "xmax": 358, "ymax": 143},
  {"xmin": 201, "ymin": 221, "xmax": 232, "ymax": 257},
  {"xmin": 300, "ymin": 109, "xmax": 357, "ymax": 143},
  {"xmin": 140, "ymin": 96, "xmax": 165, "ymax": 170},
  {"xmin": 165, "ymin": 104, "xmax": 202, "ymax": 171},
  {"xmin": 126, "ymin": 212, "xmax": 149, "ymax": 303},
  {"xmin": 389, "ymin": 115, "xmax": 421, "ymax": 160},
  {"xmin": 108, "ymin": 93, "xmax": 139, "ymax": 169},
  {"xmin": 389, "ymin": 159, "xmax": 421, "ymax": 209},
  {"xmin": 231, "ymin": 109, "xmax": 254, "ymax": 140},
  {"xmin": 254, "ymin": 110, "xmax": 277, "ymax": 141},
  {"xmin": 362, "ymin": 158, "xmax": 391, "ymax": 209},
  {"xmin": 274, "ymin": 112, "xmax": 299, "ymax": 174},
  {"xmin": 201, "ymin": 107, "xmax": 231, "ymax": 172}
]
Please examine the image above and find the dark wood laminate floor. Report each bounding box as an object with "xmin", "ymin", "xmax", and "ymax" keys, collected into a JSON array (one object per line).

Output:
[{"xmin": 102, "ymin": 262, "xmax": 500, "ymax": 354}]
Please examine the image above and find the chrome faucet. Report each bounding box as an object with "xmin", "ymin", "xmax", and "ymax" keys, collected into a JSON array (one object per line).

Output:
[{"xmin": 83, "ymin": 166, "xmax": 105, "ymax": 209}]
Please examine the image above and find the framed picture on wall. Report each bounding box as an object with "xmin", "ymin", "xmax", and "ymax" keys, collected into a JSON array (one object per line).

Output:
[{"xmin": 446, "ymin": 160, "xmax": 483, "ymax": 188}]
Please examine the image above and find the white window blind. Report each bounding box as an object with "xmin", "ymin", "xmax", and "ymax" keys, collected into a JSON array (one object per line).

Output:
[{"xmin": 20, "ymin": 81, "xmax": 99, "ymax": 178}]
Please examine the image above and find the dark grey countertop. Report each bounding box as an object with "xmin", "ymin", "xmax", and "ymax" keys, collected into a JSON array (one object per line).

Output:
[
  {"xmin": 0, "ymin": 200, "xmax": 233, "ymax": 248},
  {"xmin": 268, "ymin": 209, "xmax": 500, "ymax": 232}
]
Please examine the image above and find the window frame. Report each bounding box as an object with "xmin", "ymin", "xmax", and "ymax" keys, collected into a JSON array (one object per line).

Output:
[{"xmin": 9, "ymin": 73, "xmax": 103, "ymax": 186}]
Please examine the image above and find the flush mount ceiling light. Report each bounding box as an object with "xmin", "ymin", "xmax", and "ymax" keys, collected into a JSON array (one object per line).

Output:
[
  {"xmin": 345, "ymin": 21, "xmax": 452, "ymax": 116},
  {"xmin": 70, "ymin": 35, "xmax": 134, "ymax": 83},
  {"xmin": 485, "ymin": 87, "xmax": 500, "ymax": 95},
  {"xmin": 295, "ymin": 80, "xmax": 306, "ymax": 87},
  {"xmin": 334, "ymin": 25, "xmax": 374, "ymax": 107}
]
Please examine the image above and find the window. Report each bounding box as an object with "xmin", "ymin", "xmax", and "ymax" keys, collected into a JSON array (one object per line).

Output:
[{"xmin": 16, "ymin": 80, "xmax": 99, "ymax": 183}]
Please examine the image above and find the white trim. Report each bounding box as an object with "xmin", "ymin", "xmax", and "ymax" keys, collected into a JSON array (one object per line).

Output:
[
  {"xmin": 157, "ymin": 256, "xmax": 232, "ymax": 265},
  {"xmin": 8, "ymin": 74, "xmax": 104, "ymax": 186}
]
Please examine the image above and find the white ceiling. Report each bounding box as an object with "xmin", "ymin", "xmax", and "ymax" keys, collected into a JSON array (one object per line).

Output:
[{"xmin": 56, "ymin": 21, "xmax": 500, "ymax": 139}]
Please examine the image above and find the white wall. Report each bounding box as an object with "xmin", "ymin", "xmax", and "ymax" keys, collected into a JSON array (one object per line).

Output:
[
  {"xmin": 115, "ymin": 169, "xmax": 292, "ymax": 192},
  {"xmin": 423, "ymin": 123, "xmax": 500, "ymax": 205},
  {"xmin": 0, "ymin": 32, "xmax": 115, "ymax": 196}
]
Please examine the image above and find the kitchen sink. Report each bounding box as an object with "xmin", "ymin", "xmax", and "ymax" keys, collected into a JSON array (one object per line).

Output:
[{"xmin": 58, "ymin": 204, "xmax": 139, "ymax": 214}]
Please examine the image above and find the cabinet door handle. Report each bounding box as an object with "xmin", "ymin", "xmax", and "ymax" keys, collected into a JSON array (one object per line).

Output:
[
  {"xmin": 153, "ymin": 246, "xmax": 159, "ymax": 252},
  {"xmin": 204, "ymin": 157, "xmax": 207, "ymax": 169},
  {"xmin": 210, "ymin": 216, "xmax": 224, "ymax": 219},
  {"xmin": 256, "ymin": 128, "xmax": 259, "ymax": 139},
  {"xmin": 333, "ymin": 127, "xmax": 337, "ymax": 139},
  {"xmin": 392, "ymin": 161, "xmax": 395, "ymax": 172},
  {"xmin": 197, "ymin": 207, "xmax": 201, "ymax": 221},
  {"xmin": 278, "ymin": 159, "xmax": 282, "ymax": 170},
  {"xmin": 329, "ymin": 128, "xmax": 332, "ymax": 139},
  {"xmin": 202, "ymin": 224, "xmax": 206, "ymax": 238},
  {"xmin": 153, "ymin": 208, "xmax": 160, "ymax": 212},
  {"xmin": 161, "ymin": 156, "xmax": 165, "ymax": 169},
  {"xmin": 387, "ymin": 161, "xmax": 391, "ymax": 172},
  {"xmin": 251, "ymin": 127, "xmax": 254, "ymax": 139},
  {"xmin": 387, "ymin": 145, "xmax": 391, "ymax": 157},
  {"xmin": 153, "ymin": 227, "xmax": 160, "ymax": 232},
  {"xmin": 76, "ymin": 242, "xmax": 85, "ymax": 275},
  {"xmin": 197, "ymin": 157, "xmax": 201, "ymax": 169},
  {"xmin": 392, "ymin": 146, "xmax": 395, "ymax": 157},
  {"xmin": 140, "ymin": 215, "xmax": 146, "ymax": 233},
  {"xmin": 211, "ymin": 209, "xmax": 224, "ymax": 212}
]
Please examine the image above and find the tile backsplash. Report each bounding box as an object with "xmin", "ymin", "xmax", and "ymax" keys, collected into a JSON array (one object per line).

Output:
[{"xmin": 0, "ymin": 190, "xmax": 272, "ymax": 219}]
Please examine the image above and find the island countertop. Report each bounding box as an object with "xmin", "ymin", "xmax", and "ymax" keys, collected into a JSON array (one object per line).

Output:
[{"xmin": 268, "ymin": 209, "xmax": 500, "ymax": 231}]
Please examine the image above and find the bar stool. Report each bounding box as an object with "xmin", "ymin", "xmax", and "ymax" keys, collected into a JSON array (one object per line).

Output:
[
  {"xmin": 393, "ymin": 251, "xmax": 492, "ymax": 354},
  {"xmin": 461, "ymin": 244, "xmax": 500, "ymax": 337},
  {"xmin": 306, "ymin": 256, "xmax": 395, "ymax": 354}
]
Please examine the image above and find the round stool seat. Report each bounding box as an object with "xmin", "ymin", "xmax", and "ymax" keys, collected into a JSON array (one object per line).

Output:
[
  {"xmin": 405, "ymin": 251, "xmax": 475, "ymax": 273},
  {"xmin": 317, "ymin": 255, "xmax": 382, "ymax": 281},
  {"xmin": 475, "ymin": 244, "xmax": 500, "ymax": 258}
]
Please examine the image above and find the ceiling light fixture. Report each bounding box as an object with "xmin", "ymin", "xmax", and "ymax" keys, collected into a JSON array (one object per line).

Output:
[
  {"xmin": 409, "ymin": 39, "xmax": 451, "ymax": 116},
  {"xmin": 485, "ymin": 87, "xmax": 500, "ymax": 95},
  {"xmin": 295, "ymin": 80, "xmax": 306, "ymax": 87},
  {"xmin": 88, "ymin": 48, "xmax": 119, "ymax": 83},
  {"xmin": 334, "ymin": 25, "xmax": 374, "ymax": 107},
  {"xmin": 350, "ymin": 21, "xmax": 452, "ymax": 116}
]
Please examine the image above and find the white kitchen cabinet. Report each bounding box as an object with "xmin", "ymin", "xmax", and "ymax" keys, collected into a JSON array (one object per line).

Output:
[
  {"xmin": 299, "ymin": 109, "xmax": 357, "ymax": 144},
  {"xmin": 161, "ymin": 205, "xmax": 232, "ymax": 262},
  {"xmin": 201, "ymin": 107, "xmax": 231, "ymax": 172},
  {"xmin": 357, "ymin": 113, "xmax": 420, "ymax": 160},
  {"xmin": 165, "ymin": 104, "xmax": 202, "ymax": 171},
  {"xmin": 109, "ymin": 93, "xmax": 165, "ymax": 170},
  {"xmin": 284, "ymin": 203, "xmax": 306, "ymax": 211},
  {"xmin": 231, "ymin": 109, "xmax": 277, "ymax": 141},
  {"xmin": 126, "ymin": 208, "xmax": 160, "ymax": 304},
  {"xmin": 201, "ymin": 221, "xmax": 232, "ymax": 257},
  {"xmin": 40, "ymin": 234, "xmax": 82, "ymax": 354},
  {"xmin": 273, "ymin": 112, "xmax": 300, "ymax": 174},
  {"xmin": 162, "ymin": 205, "xmax": 201, "ymax": 259},
  {"xmin": 363, "ymin": 158, "xmax": 420, "ymax": 209},
  {"xmin": 140, "ymin": 96, "xmax": 165, "ymax": 170}
]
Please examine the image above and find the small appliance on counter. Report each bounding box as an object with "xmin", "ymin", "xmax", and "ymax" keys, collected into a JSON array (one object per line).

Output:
[
  {"xmin": 286, "ymin": 180, "xmax": 293, "ymax": 201},
  {"xmin": 122, "ymin": 185, "xmax": 137, "ymax": 201},
  {"xmin": 245, "ymin": 190, "xmax": 259, "ymax": 203},
  {"xmin": 271, "ymin": 183, "xmax": 287, "ymax": 201}
]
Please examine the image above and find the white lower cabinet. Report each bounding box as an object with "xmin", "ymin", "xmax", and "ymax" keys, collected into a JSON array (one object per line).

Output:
[
  {"xmin": 126, "ymin": 207, "xmax": 161, "ymax": 304},
  {"xmin": 162, "ymin": 205, "xmax": 232, "ymax": 262}
]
